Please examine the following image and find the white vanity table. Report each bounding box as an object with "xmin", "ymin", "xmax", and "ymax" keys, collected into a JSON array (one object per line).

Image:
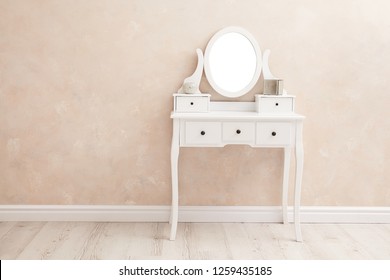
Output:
[{"xmin": 170, "ymin": 27, "xmax": 305, "ymax": 242}]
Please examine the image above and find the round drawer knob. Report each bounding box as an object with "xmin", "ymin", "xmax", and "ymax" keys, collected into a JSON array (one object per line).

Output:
[
  {"xmin": 200, "ymin": 131, "xmax": 206, "ymax": 135},
  {"xmin": 236, "ymin": 129, "xmax": 241, "ymax": 134},
  {"xmin": 271, "ymin": 131, "xmax": 277, "ymax": 136},
  {"xmin": 190, "ymin": 102, "xmax": 194, "ymax": 105}
]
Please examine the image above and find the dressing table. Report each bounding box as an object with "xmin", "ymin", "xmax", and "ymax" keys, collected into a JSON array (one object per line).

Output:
[{"xmin": 170, "ymin": 27, "xmax": 305, "ymax": 242}]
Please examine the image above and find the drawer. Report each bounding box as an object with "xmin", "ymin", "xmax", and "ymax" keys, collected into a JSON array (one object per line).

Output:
[
  {"xmin": 222, "ymin": 122, "xmax": 255, "ymax": 144},
  {"xmin": 184, "ymin": 121, "xmax": 221, "ymax": 145},
  {"xmin": 175, "ymin": 95, "xmax": 210, "ymax": 112},
  {"xmin": 256, "ymin": 122, "xmax": 292, "ymax": 146},
  {"xmin": 255, "ymin": 95, "xmax": 294, "ymax": 114}
]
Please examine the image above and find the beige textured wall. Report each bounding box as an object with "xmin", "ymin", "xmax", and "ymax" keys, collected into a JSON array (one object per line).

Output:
[{"xmin": 1, "ymin": 0, "xmax": 389, "ymax": 206}]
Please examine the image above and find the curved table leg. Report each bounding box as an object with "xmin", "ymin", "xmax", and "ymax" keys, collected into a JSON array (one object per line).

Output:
[
  {"xmin": 170, "ymin": 119, "xmax": 180, "ymax": 241},
  {"xmin": 294, "ymin": 121, "xmax": 304, "ymax": 242},
  {"xmin": 283, "ymin": 147, "xmax": 291, "ymax": 224}
]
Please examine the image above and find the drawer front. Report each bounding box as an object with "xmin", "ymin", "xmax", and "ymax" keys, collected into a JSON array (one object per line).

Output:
[
  {"xmin": 184, "ymin": 121, "xmax": 221, "ymax": 145},
  {"xmin": 222, "ymin": 122, "xmax": 255, "ymax": 143},
  {"xmin": 175, "ymin": 96, "xmax": 209, "ymax": 112},
  {"xmin": 256, "ymin": 122, "xmax": 292, "ymax": 146},
  {"xmin": 257, "ymin": 97, "xmax": 294, "ymax": 114}
]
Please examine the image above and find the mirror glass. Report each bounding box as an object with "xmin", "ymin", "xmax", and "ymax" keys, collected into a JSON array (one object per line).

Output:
[{"xmin": 204, "ymin": 27, "xmax": 262, "ymax": 98}]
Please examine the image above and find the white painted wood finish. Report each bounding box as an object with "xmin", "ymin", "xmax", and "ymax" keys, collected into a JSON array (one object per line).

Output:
[
  {"xmin": 174, "ymin": 93, "xmax": 211, "ymax": 113},
  {"xmin": 262, "ymin": 49, "xmax": 277, "ymax": 80},
  {"xmin": 255, "ymin": 95, "xmax": 295, "ymax": 114},
  {"xmin": 177, "ymin": 48, "xmax": 204, "ymax": 94},
  {"xmin": 294, "ymin": 121, "xmax": 304, "ymax": 242},
  {"xmin": 222, "ymin": 122, "xmax": 255, "ymax": 143},
  {"xmin": 170, "ymin": 101, "xmax": 305, "ymax": 241},
  {"xmin": 1, "ymin": 222, "xmax": 390, "ymax": 260},
  {"xmin": 170, "ymin": 119, "xmax": 180, "ymax": 241},
  {"xmin": 262, "ymin": 49, "xmax": 287, "ymax": 95},
  {"xmin": 256, "ymin": 122, "xmax": 292, "ymax": 146},
  {"xmin": 283, "ymin": 148, "xmax": 291, "ymax": 224},
  {"xmin": 184, "ymin": 121, "xmax": 221, "ymax": 146},
  {"xmin": 204, "ymin": 26, "xmax": 262, "ymax": 98}
]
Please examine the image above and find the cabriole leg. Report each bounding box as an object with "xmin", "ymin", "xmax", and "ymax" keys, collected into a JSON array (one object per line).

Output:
[{"xmin": 170, "ymin": 119, "xmax": 180, "ymax": 240}]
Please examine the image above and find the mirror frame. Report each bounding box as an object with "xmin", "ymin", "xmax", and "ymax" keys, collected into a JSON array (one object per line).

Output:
[{"xmin": 204, "ymin": 26, "xmax": 262, "ymax": 98}]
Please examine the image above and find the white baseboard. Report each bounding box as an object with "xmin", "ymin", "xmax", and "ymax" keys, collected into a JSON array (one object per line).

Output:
[{"xmin": 0, "ymin": 205, "xmax": 389, "ymax": 223}]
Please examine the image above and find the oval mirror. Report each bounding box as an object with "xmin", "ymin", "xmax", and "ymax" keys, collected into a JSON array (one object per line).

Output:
[{"xmin": 204, "ymin": 27, "xmax": 262, "ymax": 98}]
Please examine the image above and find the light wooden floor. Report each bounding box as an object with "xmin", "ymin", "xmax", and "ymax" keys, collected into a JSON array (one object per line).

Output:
[{"xmin": 0, "ymin": 222, "xmax": 389, "ymax": 259}]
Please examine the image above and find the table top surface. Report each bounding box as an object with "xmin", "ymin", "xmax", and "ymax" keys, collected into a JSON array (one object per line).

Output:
[{"xmin": 171, "ymin": 111, "xmax": 305, "ymax": 121}]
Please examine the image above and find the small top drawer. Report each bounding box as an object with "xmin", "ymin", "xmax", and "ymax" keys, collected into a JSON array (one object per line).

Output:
[
  {"xmin": 255, "ymin": 95, "xmax": 295, "ymax": 114},
  {"xmin": 174, "ymin": 94, "xmax": 210, "ymax": 113}
]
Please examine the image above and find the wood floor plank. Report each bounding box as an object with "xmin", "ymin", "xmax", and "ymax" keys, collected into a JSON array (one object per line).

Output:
[
  {"xmin": 17, "ymin": 222, "xmax": 70, "ymax": 260},
  {"xmin": 1, "ymin": 222, "xmax": 390, "ymax": 260},
  {"xmin": 53, "ymin": 222, "xmax": 103, "ymax": 259},
  {"xmin": 221, "ymin": 223, "xmax": 260, "ymax": 259},
  {"xmin": 179, "ymin": 223, "xmax": 232, "ymax": 259},
  {"xmin": 76, "ymin": 223, "xmax": 108, "ymax": 259},
  {"xmin": 0, "ymin": 222, "xmax": 46, "ymax": 259},
  {"xmin": 82, "ymin": 222, "xmax": 141, "ymax": 260},
  {"xmin": 266, "ymin": 224, "xmax": 314, "ymax": 259},
  {"xmin": 16, "ymin": 222, "xmax": 98, "ymax": 260},
  {"xmin": 242, "ymin": 223, "xmax": 287, "ymax": 259},
  {"xmin": 339, "ymin": 224, "xmax": 390, "ymax": 259},
  {"xmin": 335, "ymin": 225, "xmax": 375, "ymax": 259},
  {"xmin": 94, "ymin": 222, "xmax": 138, "ymax": 259},
  {"xmin": 303, "ymin": 224, "xmax": 373, "ymax": 259},
  {"xmin": 123, "ymin": 223, "xmax": 165, "ymax": 260},
  {"xmin": 373, "ymin": 224, "xmax": 390, "ymax": 243},
  {"xmin": 160, "ymin": 223, "xmax": 191, "ymax": 259},
  {"xmin": 0, "ymin": 222, "xmax": 17, "ymax": 239},
  {"xmin": 76, "ymin": 222, "xmax": 170, "ymax": 260},
  {"xmin": 298, "ymin": 224, "xmax": 342, "ymax": 259}
]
